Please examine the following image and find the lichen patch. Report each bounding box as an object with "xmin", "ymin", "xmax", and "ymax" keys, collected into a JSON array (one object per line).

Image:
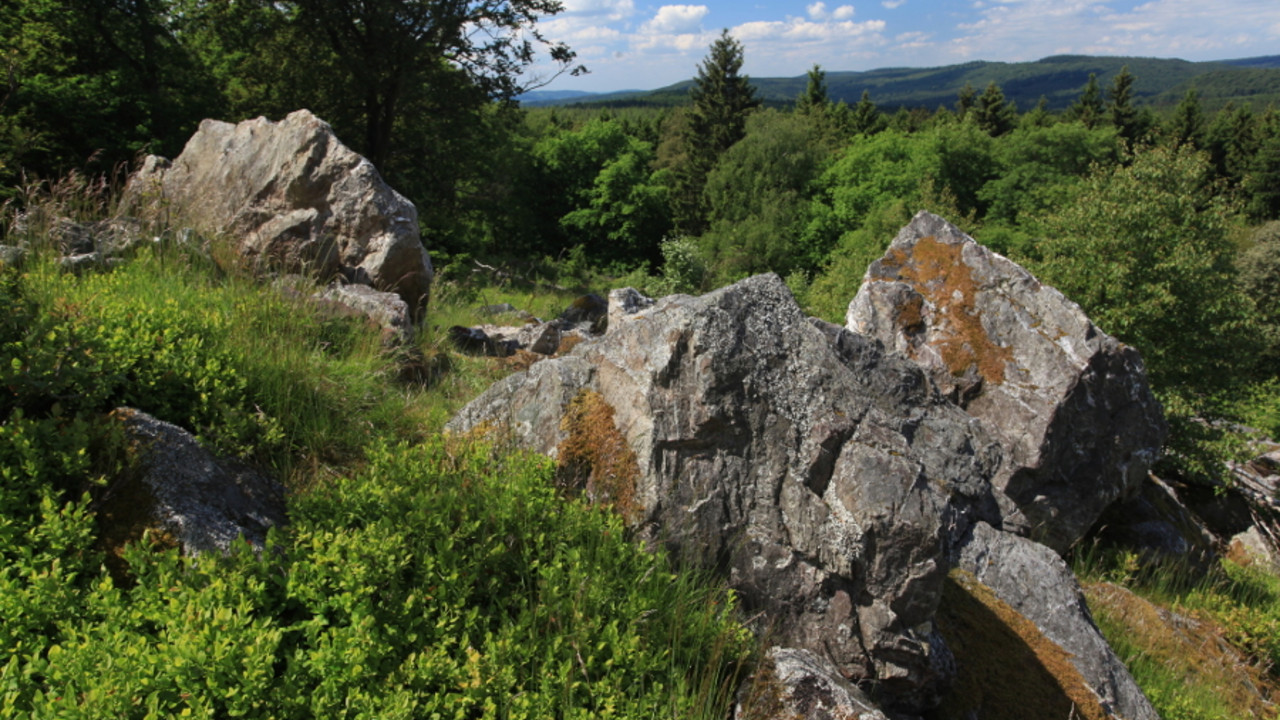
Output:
[
  {"xmin": 556, "ymin": 390, "xmax": 642, "ymax": 523},
  {"xmin": 877, "ymin": 236, "xmax": 1013, "ymax": 385}
]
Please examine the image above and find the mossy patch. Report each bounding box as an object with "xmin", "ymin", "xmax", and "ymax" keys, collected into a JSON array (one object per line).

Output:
[
  {"xmin": 930, "ymin": 569, "xmax": 1109, "ymax": 720},
  {"xmin": 875, "ymin": 235, "xmax": 1013, "ymax": 384},
  {"xmin": 556, "ymin": 390, "xmax": 642, "ymax": 523}
]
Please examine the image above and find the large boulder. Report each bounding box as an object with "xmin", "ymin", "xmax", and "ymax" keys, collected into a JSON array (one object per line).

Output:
[
  {"xmin": 848, "ymin": 211, "xmax": 1166, "ymax": 554},
  {"xmin": 122, "ymin": 110, "xmax": 432, "ymax": 319},
  {"xmin": 101, "ymin": 408, "xmax": 287, "ymax": 558},
  {"xmin": 449, "ymin": 274, "xmax": 1004, "ymax": 712}
]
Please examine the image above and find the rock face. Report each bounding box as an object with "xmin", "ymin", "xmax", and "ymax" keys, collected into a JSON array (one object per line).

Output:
[
  {"xmin": 123, "ymin": 110, "xmax": 432, "ymax": 319},
  {"xmin": 848, "ymin": 211, "xmax": 1166, "ymax": 554},
  {"xmin": 956, "ymin": 522, "xmax": 1158, "ymax": 720},
  {"xmin": 104, "ymin": 408, "xmax": 287, "ymax": 557},
  {"xmin": 450, "ymin": 273, "xmax": 1005, "ymax": 712}
]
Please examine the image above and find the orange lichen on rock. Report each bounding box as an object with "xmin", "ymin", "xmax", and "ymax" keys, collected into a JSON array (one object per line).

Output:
[
  {"xmin": 556, "ymin": 390, "xmax": 642, "ymax": 523},
  {"xmin": 933, "ymin": 569, "xmax": 1110, "ymax": 720},
  {"xmin": 876, "ymin": 235, "xmax": 1012, "ymax": 384}
]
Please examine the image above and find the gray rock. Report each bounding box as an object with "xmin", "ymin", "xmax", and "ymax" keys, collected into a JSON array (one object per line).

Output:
[
  {"xmin": 0, "ymin": 245, "xmax": 26, "ymax": 267},
  {"xmin": 956, "ymin": 521, "xmax": 1158, "ymax": 720},
  {"xmin": 107, "ymin": 408, "xmax": 287, "ymax": 557},
  {"xmin": 1093, "ymin": 474, "xmax": 1218, "ymax": 567},
  {"xmin": 122, "ymin": 110, "xmax": 433, "ymax": 320},
  {"xmin": 848, "ymin": 211, "xmax": 1167, "ymax": 554},
  {"xmin": 607, "ymin": 287, "xmax": 655, "ymax": 332},
  {"xmin": 736, "ymin": 647, "xmax": 889, "ymax": 720},
  {"xmin": 449, "ymin": 274, "xmax": 1004, "ymax": 712},
  {"xmin": 554, "ymin": 292, "xmax": 608, "ymax": 333},
  {"xmin": 48, "ymin": 216, "xmax": 144, "ymax": 256},
  {"xmin": 316, "ymin": 283, "xmax": 413, "ymax": 345}
]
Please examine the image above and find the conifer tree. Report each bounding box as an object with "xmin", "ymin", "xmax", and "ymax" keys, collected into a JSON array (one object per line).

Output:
[
  {"xmin": 973, "ymin": 81, "xmax": 1016, "ymax": 136},
  {"xmin": 1071, "ymin": 73, "xmax": 1104, "ymax": 129},
  {"xmin": 1108, "ymin": 66, "xmax": 1141, "ymax": 146},
  {"xmin": 796, "ymin": 64, "xmax": 829, "ymax": 115},
  {"xmin": 1168, "ymin": 89, "xmax": 1206, "ymax": 149},
  {"xmin": 672, "ymin": 30, "xmax": 760, "ymax": 234},
  {"xmin": 848, "ymin": 90, "xmax": 883, "ymax": 135}
]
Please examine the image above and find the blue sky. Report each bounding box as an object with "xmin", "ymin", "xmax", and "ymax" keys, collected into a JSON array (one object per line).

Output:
[{"xmin": 527, "ymin": 0, "xmax": 1280, "ymax": 92}]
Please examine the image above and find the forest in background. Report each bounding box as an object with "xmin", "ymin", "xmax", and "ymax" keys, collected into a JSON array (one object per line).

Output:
[{"xmin": 3, "ymin": 0, "xmax": 1280, "ymax": 513}]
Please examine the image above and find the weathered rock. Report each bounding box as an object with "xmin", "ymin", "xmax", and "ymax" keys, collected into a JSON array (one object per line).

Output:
[
  {"xmin": 1092, "ymin": 474, "xmax": 1218, "ymax": 568},
  {"xmin": 104, "ymin": 408, "xmax": 287, "ymax": 557},
  {"xmin": 554, "ymin": 292, "xmax": 608, "ymax": 333},
  {"xmin": 449, "ymin": 274, "xmax": 1004, "ymax": 712},
  {"xmin": 48, "ymin": 216, "xmax": 145, "ymax": 256},
  {"xmin": 956, "ymin": 521, "xmax": 1158, "ymax": 720},
  {"xmin": 607, "ymin": 287, "xmax": 655, "ymax": 331},
  {"xmin": 316, "ymin": 283, "xmax": 412, "ymax": 345},
  {"xmin": 447, "ymin": 325, "xmax": 517, "ymax": 357},
  {"xmin": 0, "ymin": 245, "xmax": 24, "ymax": 267},
  {"xmin": 736, "ymin": 647, "xmax": 889, "ymax": 720},
  {"xmin": 848, "ymin": 211, "xmax": 1166, "ymax": 554},
  {"xmin": 122, "ymin": 110, "xmax": 432, "ymax": 319}
]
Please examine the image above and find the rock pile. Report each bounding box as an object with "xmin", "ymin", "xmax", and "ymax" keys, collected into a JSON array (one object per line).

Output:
[{"xmin": 449, "ymin": 212, "xmax": 1169, "ymax": 718}]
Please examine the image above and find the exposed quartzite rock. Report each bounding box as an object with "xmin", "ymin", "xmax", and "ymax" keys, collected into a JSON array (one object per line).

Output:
[
  {"xmin": 957, "ymin": 522, "xmax": 1158, "ymax": 720},
  {"xmin": 106, "ymin": 408, "xmax": 287, "ymax": 557},
  {"xmin": 848, "ymin": 211, "xmax": 1166, "ymax": 554},
  {"xmin": 316, "ymin": 283, "xmax": 412, "ymax": 346},
  {"xmin": 737, "ymin": 647, "xmax": 889, "ymax": 720},
  {"xmin": 449, "ymin": 274, "xmax": 1005, "ymax": 712},
  {"xmin": 123, "ymin": 110, "xmax": 432, "ymax": 319}
]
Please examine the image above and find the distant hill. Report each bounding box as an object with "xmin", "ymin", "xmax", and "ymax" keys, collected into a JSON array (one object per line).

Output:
[{"xmin": 537, "ymin": 55, "xmax": 1280, "ymax": 112}]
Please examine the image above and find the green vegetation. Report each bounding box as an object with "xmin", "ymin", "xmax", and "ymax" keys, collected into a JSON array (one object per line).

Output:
[
  {"xmin": 0, "ymin": 190, "xmax": 752, "ymax": 717},
  {"xmin": 1075, "ymin": 550, "xmax": 1280, "ymax": 720},
  {"xmin": 6, "ymin": 9, "xmax": 1280, "ymax": 717}
]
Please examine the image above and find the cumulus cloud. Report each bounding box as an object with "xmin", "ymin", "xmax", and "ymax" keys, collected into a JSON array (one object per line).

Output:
[
  {"xmin": 640, "ymin": 5, "xmax": 710, "ymax": 34},
  {"xmin": 947, "ymin": 0, "xmax": 1280, "ymax": 63},
  {"xmin": 882, "ymin": 0, "xmax": 905, "ymax": 8},
  {"xmin": 807, "ymin": 2, "xmax": 855, "ymax": 20}
]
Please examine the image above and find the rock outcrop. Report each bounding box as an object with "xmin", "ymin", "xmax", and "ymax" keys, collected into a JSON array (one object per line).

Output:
[
  {"xmin": 102, "ymin": 408, "xmax": 287, "ymax": 558},
  {"xmin": 123, "ymin": 110, "xmax": 432, "ymax": 319},
  {"xmin": 450, "ymin": 273, "xmax": 1005, "ymax": 712},
  {"xmin": 848, "ymin": 211, "xmax": 1166, "ymax": 554}
]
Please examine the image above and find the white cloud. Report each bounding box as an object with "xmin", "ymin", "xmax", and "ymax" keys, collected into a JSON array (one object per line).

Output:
[
  {"xmin": 640, "ymin": 5, "xmax": 710, "ymax": 34},
  {"xmin": 808, "ymin": 3, "xmax": 854, "ymax": 20},
  {"xmin": 945, "ymin": 0, "xmax": 1280, "ymax": 64},
  {"xmin": 882, "ymin": 0, "xmax": 905, "ymax": 8},
  {"xmin": 561, "ymin": 0, "xmax": 635, "ymax": 20}
]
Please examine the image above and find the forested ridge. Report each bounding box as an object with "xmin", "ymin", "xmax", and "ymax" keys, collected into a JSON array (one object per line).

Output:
[{"xmin": 4, "ymin": 2, "xmax": 1280, "ymax": 718}]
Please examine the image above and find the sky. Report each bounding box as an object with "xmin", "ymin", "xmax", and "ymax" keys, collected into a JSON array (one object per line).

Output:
[{"xmin": 524, "ymin": 0, "xmax": 1280, "ymax": 93}]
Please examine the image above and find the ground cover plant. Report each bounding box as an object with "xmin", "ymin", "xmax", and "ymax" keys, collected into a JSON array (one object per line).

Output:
[{"xmin": 0, "ymin": 186, "xmax": 753, "ymax": 718}]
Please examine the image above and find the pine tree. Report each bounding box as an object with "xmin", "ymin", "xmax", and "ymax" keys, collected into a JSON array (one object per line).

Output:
[
  {"xmin": 848, "ymin": 90, "xmax": 883, "ymax": 135},
  {"xmin": 1108, "ymin": 66, "xmax": 1140, "ymax": 146},
  {"xmin": 672, "ymin": 30, "xmax": 760, "ymax": 234},
  {"xmin": 796, "ymin": 64, "xmax": 828, "ymax": 115},
  {"xmin": 1168, "ymin": 89, "xmax": 1206, "ymax": 149},
  {"xmin": 1071, "ymin": 73, "xmax": 1104, "ymax": 129},
  {"xmin": 973, "ymin": 82, "xmax": 1016, "ymax": 136}
]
